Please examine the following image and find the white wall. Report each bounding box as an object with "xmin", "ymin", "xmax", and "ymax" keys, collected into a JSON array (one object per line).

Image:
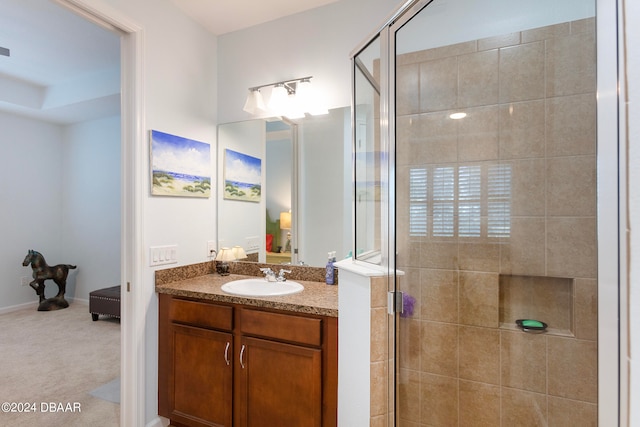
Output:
[
  {"xmin": 62, "ymin": 115, "xmax": 121, "ymax": 302},
  {"xmin": 0, "ymin": 112, "xmax": 64, "ymax": 309},
  {"xmin": 0, "ymin": 114, "xmax": 120, "ymax": 307},
  {"xmin": 336, "ymin": 264, "xmax": 373, "ymax": 426},
  {"xmin": 0, "ymin": 115, "xmax": 120, "ymax": 311}
]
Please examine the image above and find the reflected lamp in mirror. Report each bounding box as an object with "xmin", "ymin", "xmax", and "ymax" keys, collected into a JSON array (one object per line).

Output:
[
  {"xmin": 232, "ymin": 245, "xmax": 247, "ymax": 261},
  {"xmin": 215, "ymin": 247, "xmax": 236, "ymax": 276},
  {"xmin": 280, "ymin": 211, "xmax": 292, "ymax": 253},
  {"xmin": 279, "ymin": 211, "xmax": 291, "ymax": 230}
]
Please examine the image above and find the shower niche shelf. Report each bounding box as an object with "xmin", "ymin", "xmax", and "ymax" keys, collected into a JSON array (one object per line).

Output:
[{"xmin": 499, "ymin": 274, "xmax": 574, "ymax": 337}]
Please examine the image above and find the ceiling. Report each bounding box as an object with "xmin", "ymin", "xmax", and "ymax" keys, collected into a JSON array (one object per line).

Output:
[
  {"xmin": 0, "ymin": 0, "xmax": 339, "ymax": 124},
  {"xmin": 169, "ymin": 0, "xmax": 340, "ymax": 36}
]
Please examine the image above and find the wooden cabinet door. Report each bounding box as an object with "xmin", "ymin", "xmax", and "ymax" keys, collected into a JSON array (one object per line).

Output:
[
  {"xmin": 169, "ymin": 324, "xmax": 233, "ymax": 427},
  {"xmin": 236, "ymin": 336, "xmax": 322, "ymax": 427}
]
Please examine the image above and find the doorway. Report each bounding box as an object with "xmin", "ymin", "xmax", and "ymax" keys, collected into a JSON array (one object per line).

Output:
[{"xmin": 55, "ymin": 1, "xmax": 144, "ymax": 425}]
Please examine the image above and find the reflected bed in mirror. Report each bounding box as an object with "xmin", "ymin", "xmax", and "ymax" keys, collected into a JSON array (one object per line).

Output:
[{"xmin": 217, "ymin": 107, "xmax": 352, "ymax": 268}]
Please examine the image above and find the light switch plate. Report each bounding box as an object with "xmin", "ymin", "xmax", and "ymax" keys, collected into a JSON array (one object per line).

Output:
[
  {"xmin": 246, "ymin": 236, "xmax": 260, "ymax": 251},
  {"xmin": 150, "ymin": 245, "xmax": 178, "ymax": 266}
]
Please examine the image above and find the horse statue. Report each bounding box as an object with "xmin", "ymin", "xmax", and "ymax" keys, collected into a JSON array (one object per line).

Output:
[{"xmin": 22, "ymin": 250, "xmax": 77, "ymax": 311}]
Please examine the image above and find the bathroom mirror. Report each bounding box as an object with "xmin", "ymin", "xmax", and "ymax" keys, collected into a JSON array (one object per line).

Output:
[{"xmin": 217, "ymin": 107, "xmax": 352, "ymax": 268}]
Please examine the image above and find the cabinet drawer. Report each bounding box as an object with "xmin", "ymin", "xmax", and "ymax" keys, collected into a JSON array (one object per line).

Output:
[
  {"xmin": 169, "ymin": 298, "xmax": 233, "ymax": 331},
  {"xmin": 240, "ymin": 308, "xmax": 322, "ymax": 347}
]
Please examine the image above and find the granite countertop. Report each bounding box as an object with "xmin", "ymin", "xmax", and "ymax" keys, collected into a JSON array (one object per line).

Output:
[{"xmin": 156, "ymin": 273, "xmax": 338, "ymax": 317}]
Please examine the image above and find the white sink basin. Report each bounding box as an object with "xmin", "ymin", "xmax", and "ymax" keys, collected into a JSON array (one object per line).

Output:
[{"xmin": 221, "ymin": 278, "xmax": 304, "ymax": 297}]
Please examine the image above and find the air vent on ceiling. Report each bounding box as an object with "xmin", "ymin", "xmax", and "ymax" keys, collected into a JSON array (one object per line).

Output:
[{"xmin": 0, "ymin": 47, "xmax": 9, "ymax": 57}]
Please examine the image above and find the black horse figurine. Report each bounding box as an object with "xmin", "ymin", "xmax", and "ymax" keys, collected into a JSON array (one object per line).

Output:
[{"xmin": 22, "ymin": 250, "xmax": 77, "ymax": 311}]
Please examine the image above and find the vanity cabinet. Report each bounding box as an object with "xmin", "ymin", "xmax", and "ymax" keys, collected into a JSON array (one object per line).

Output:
[
  {"xmin": 169, "ymin": 325, "xmax": 233, "ymax": 426},
  {"xmin": 159, "ymin": 296, "xmax": 234, "ymax": 427},
  {"xmin": 158, "ymin": 293, "xmax": 337, "ymax": 427}
]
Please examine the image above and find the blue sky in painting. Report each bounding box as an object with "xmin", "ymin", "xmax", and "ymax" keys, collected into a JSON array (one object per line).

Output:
[
  {"xmin": 225, "ymin": 149, "xmax": 261, "ymax": 185},
  {"xmin": 151, "ymin": 130, "xmax": 210, "ymax": 177}
]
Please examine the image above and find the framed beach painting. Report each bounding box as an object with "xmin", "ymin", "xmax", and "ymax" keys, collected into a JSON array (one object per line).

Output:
[
  {"xmin": 150, "ymin": 130, "xmax": 211, "ymax": 197},
  {"xmin": 224, "ymin": 148, "xmax": 262, "ymax": 202}
]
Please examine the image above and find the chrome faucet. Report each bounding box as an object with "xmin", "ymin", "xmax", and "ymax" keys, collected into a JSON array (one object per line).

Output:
[
  {"xmin": 277, "ymin": 269, "xmax": 292, "ymax": 282},
  {"xmin": 259, "ymin": 267, "xmax": 277, "ymax": 282}
]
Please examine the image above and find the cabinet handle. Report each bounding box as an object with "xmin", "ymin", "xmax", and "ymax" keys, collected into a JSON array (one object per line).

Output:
[
  {"xmin": 224, "ymin": 342, "xmax": 230, "ymax": 366},
  {"xmin": 240, "ymin": 344, "xmax": 246, "ymax": 369}
]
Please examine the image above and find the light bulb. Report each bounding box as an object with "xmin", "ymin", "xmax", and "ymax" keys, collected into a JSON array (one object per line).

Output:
[
  {"xmin": 296, "ymin": 79, "xmax": 312, "ymax": 113},
  {"xmin": 268, "ymin": 84, "xmax": 288, "ymax": 116}
]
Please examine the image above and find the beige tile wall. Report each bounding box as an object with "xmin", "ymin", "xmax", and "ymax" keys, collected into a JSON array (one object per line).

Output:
[
  {"xmin": 371, "ymin": 276, "xmax": 391, "ymax": 426},
  {"xmin": 394, "ymin": 18, "xmax": 597, "ymax": 426}
]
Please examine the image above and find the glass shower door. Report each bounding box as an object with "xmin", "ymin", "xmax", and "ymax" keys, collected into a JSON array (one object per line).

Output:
[
  {"xmin": 392, "ymin": 1, "xmax": 598, "ymax": 425},
  {"xmin": 353, "ymin": 36, "xmax": 383, "ymax": 265}
]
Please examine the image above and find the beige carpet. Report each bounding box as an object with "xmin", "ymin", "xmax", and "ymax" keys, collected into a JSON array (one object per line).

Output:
[{"xmin": 0, "ymin": 302, "xmax": 120, "ymax": 426}]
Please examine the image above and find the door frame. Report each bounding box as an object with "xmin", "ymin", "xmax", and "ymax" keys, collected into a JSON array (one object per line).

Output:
[
  {"xmin": 54, "ymin": 1, "xmax": 146, "ymax": 425},
  {"xmin": 597, "ymin": 0, "xmax": 627, "ymax": 425}
]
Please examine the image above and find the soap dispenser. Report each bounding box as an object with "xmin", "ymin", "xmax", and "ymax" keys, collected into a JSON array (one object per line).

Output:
[{"xmin": 325, "ymin": 252, "xmax": 335, "ymax": 285}]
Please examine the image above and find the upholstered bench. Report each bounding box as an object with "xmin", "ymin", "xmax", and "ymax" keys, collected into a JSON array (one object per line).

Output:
[{"xmin": 89, "ymin": 285, "xmax": 121, "ymax": 321}]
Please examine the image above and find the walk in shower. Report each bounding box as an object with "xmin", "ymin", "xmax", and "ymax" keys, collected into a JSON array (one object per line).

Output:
[{"xmin": 352, "ymin": 0, "xmax": 618, "ymax": 425}]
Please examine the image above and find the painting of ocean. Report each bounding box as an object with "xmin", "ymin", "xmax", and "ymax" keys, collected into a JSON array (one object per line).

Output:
[
  {"xmin": 224, "ymin": 149, "xmax": 261, "ymax": 202},
  {"xmin": 150, "ymin": 130, "xmax": 211, "ymax": 197}
]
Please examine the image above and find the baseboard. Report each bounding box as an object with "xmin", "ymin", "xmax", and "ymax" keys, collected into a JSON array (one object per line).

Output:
[
  {"xmin": 0, "ymin": 297, "xmax": 91, "ymax": 315},
  {"xmin": 147, "ymin": 415, "xmax": 170, "ymax": 427},
  {"xmin": 70, "ymin": 297, "xmax": 89, "ymax": 305},
  {"xmin": 0, "ymin": 301, "xmax": 38, "ymax": 314}
]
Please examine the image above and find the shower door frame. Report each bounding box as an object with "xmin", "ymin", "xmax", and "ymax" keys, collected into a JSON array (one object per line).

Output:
[
  {"xmin": 595, "ymin": 1, "xmax": 627, "ymax": 425},
  {"xmin": 351, "ymin": 0, "xmax": 626, "ymax": 424}
]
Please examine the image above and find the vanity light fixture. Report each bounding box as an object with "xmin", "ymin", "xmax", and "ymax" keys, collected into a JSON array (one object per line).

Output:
[
  {"xmin": 243, "ymin": 76, "xmax": 328, "ymax": 119},
  {"xmin": 297, "ymin": 77, "xmax": 329, "ymax": 116},
  {"xmin": 242, "ymin": 88, "xmax": 267, "ymax": 115},
  {"xmin": 295, "ymin": 78, "xmax": 312, "ymax": 110},
  {"xmin": 215, "ymin": 247, "xmax": 236, "ymax": 276}
]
